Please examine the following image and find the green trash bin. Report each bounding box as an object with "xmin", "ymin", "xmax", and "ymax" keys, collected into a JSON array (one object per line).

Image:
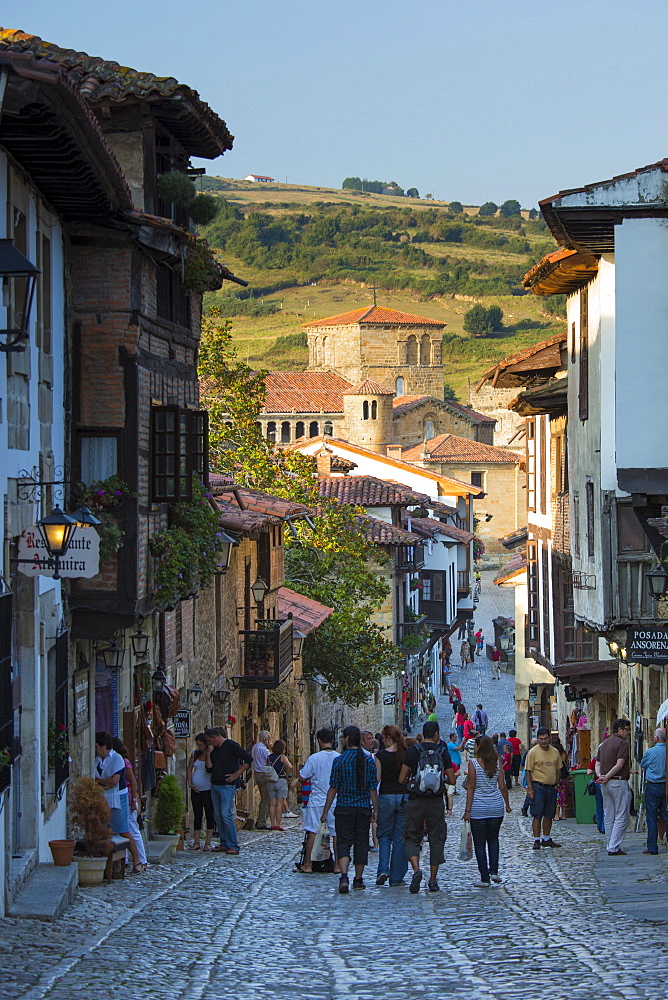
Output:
[{"xmin": 570, "ymin": 768, "xmax": 595, "ymax": 824}]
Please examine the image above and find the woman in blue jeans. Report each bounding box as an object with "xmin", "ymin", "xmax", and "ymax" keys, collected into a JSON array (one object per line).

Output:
[
  {"xmin": 463, "ymin": 735, "xmax": 512, "ymax": 887},
  {"xmin": 374, "ymin": 725, "xmax": 409, "ymax": 887}
]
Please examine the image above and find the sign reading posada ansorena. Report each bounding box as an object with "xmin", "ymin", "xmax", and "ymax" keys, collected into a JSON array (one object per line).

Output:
[{"xmin": 627, "ymin": 625, "xmax": 668, "ymax": 664}]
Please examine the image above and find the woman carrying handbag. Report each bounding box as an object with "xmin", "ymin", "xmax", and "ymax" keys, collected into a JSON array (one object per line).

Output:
[{"xmin": 463, "ymin": 735, "xmax": 511, "ymax": 888}]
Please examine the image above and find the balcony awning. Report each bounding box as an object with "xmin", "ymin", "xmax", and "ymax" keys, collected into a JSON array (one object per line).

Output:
[
  {"xmin": 278, "ymin": 587, "xmax": 333, "ymax": 635},
  {"xmin": 553, "ymin": 660, "xmax": 618, "ymax": 695}
]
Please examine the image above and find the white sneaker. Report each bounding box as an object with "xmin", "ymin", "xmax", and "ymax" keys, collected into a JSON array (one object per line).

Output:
[
  {"xmin": 282, "ymin": 811, "xmax": 298, "ymax": 818},
  {"xmin": 475, "ymin": 880, "xmax": 491, "ymax": 888},
  {"xmin": 490, "ymin": 875, "xmax": 503, "ymax": 884}
]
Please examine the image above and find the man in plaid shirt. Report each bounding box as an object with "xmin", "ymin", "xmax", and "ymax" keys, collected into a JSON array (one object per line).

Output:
[{"xmin": 321, "ymin": 725, "xmax": 378, "ymax": 893}]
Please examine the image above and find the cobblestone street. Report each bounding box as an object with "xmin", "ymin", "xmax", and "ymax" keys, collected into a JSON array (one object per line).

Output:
[{"xmin": 2, "ymin": 574, "xmax": 668, "ymax": 999}]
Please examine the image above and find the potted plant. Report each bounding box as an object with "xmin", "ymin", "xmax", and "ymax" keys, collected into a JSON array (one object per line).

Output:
[
  {"xmin": 152, "ymin": 774, "xmax": 184, "ymax": 857},
  {"xmin": 48, "ymin": 838, "xmax": 77, "ymax": 867},
  {"xmin": 69, "ymin": 776, "xmax": 113, "ymax": 886}
]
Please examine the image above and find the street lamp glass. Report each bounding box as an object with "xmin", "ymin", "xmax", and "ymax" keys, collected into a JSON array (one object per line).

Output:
[
  {"xmin": 0, "ymin": 239, "xmax": 40, "ymax": 351},
  {"xmin": 130, "ymin": 627, "xmax": 150, "ymax": 659},
  {"xmin": 293, "ymin": 629, "xmax": 306, "ymax": 659},
  {"xmin": 647, "ymin": 564, "xmax": 668, "ymax": 599},
  {"xmin": 70, "ymin": 505, "xmax": 102, "ymax": 529},
  {"xmin": 188, "ymin": 683, "xmax": 203, "ymax": 706},
  {"xmin": 251, "ymin": 577, "xmax": 268, "ymax": 604},
  {"xmin": 498, "ymin": 633, "xmax": 510, "ymax": 651},
  {"xmin": 152, "ymin": 667, "xmax": 167, "ymax": 693},
  {"xmin": 99, "ymin": 639, "xmax": 126, "ymax": 673},
  {"xmin": 38, "ymin": 507, "xmax": 77, "ymax": 558}
]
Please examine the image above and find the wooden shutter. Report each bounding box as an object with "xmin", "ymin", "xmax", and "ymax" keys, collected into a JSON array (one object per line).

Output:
[{"xmin": 579, "ymin": 287, "xmax": 589, "ymax": 421}]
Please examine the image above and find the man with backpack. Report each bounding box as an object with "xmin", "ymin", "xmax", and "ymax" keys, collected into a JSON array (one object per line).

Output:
[{"xmin": 399, "ymin": 720, "xmax": 455, "ymax": 893}]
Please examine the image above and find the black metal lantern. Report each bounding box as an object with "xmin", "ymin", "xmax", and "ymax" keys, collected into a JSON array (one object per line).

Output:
[
  {"xmin": 251, "ymin": 577, "xmax": 268, "ymax": 604},
  {"xmin": 152, "ymin": 666, "xmax": 167, "ymax": 693},
  {"xmin": 188, "ymin": 683, "xmax": 203, "ymax": 707},
  {"xmin": 0, "ymin": 239, "xmax": 40, "ymax": 352},
  {"xmin": 130, "ymin": 625, "xmax": 150, "ymax": 660},
  {"xmin": 297, "ymin": 678, "xmax": 306, "ymax": 695},
  {"xmin": 38, "ymin": 507, "xmax": 77, "ymax": 580},
  {"xmin": 293, "ymin": 629, "xmax": 306, "ymax": 660},
  {"xmin": 99, "ymin": 638, "xmax": 127, "ymax": 673},
  {"xmin": 217, "ymin": 530, "xmax": 237, "ymax": 573},
  {"xmin": 70, "ymin": 505, "xmax": 102, "ymax": 529},
  {"xmin": 647, "ymin": 563, "xmax": 668, "ymax": 600}
]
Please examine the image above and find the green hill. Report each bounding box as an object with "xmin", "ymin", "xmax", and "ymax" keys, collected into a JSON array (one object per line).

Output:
[{"xmin": 200, "ymin": 177, "xmax": 563, "ymax": 400}]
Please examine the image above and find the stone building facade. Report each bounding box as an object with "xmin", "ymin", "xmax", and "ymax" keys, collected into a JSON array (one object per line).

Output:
[{"xmin": 304, "ymin": 305, "xmax": 445, "ymax": 398}]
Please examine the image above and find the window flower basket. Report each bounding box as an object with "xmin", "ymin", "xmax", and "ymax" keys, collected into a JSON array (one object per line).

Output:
[
  {"xmin": 79, "ymin": 475, "xmax": 138, "ymax": 566},
  {"xmin": 184, "ymin": 234, "xmax": 226, "ymax": 293},
  {"xmin": 473, "ymin": 537, "xmax": 486, "ymax": 562},
  {"xmin": 409, "ymin": 579, "xmax": 423, "ymax": 592},
  {"xmin": 47, "ymin": 721, "xmax": 69, "ymax": 772}
]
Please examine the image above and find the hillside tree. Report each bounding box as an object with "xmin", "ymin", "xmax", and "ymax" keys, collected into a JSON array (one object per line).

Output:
[
  {"xmin": 478, "ymin": 201, "xmax": 498, "ymax": 216},
  {"xmin": 448, "ymin": 201, "xmax": 463, "ymax": 214},
  {"xmin": 499, "ymin": 199, "xmax": 522, "ymax": 217},
  {"xmin": 406, "ymin": 187, "xmax": 420, "ymax": 198},
  {"xmin": 463, "ymin": 303, "xmax": 493, "ymax": 337}
]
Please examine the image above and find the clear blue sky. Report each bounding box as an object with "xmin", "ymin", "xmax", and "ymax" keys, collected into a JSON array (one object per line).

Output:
[{"xmin": 10, "ymin": 1, "xmax": 668, "ymax": 207}]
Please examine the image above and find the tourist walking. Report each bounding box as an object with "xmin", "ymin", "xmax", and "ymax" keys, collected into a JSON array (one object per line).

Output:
[
  {"xmin": 267, "ymin": 740, "xmax": 293, "ymax": 831},
  {"xmin": 468, "ymin": 630, "xmax": 477, "ymax": 664},
  {"xmin": 251, "ymin": 730, "xmax": 272, "ymax": 829},
  {"xmin": 464, "ymin": 735, "xmax": 512, "ymax": 887},
  {"xmin": 475, "ymin": 630, "xmax": 484, "ymax": 656},
  {"xmin": 597, "ymin": 719, "xmax": 632, "ymax": 856},
  {"xmin": 445, "ymin": 732, "xmax": 463, "ymax": 815},
  {"xmin": 507, "ymin": 730, "xmax": 523, "ymax": 787},
  {"xmin": 500, "ymin": 742, "xmax": 512, "ymax": 790},
  {"xmin": 399, "ymin": 721, "xmax": 455, "ymax": 893},
  {"xmin": 457, "ymin": 620, "xmax": 467, "ymax": 640},
  {"xmin": 321, "ymin": 725, "xmax": 378, "ymax": 893},
  {"xmin": 112, "ymin": 737, "xmax": 147, "ymax": 870},
  {"xmin": 640, "ymin": 728, "xmax": 668, "ymax": 855},
  {"xmin": 525, "ymin": 727, "xmax": 562, "ymax": 849},
  {"xmin": 455, "ymin": 704, "xmax": 467, "ymax": 742},
  {"xmin": 472, "ymin": 704, "xmax": 488, "ymax": 735},
  {"xmin": 552, "ymin": 736, "xmax": 569, "ymax": 821},
  {"xmin": 374, "ymin": 725, "xmax": 409, "ymax": 886},
  {"xmin": 204, "ymin": 726, "xmax": 252, "ymax": 855},
  {"xmin": 94, "ymin": 732, "xmax": 142, "ymax": 873},
  {"xmin": 491, "ymin": 646, "xmax": 501, "ymax": 680},
  {"xmin": 186, "ymin": 732, "xmax": 215, "ymax": 851},
  {"xmin": 299, "ymin": 728, "xmax": 340, "ymax": 873},
  {"xmin": 460, "ymin": 639, "xmax": 472, "ymax": 669}
]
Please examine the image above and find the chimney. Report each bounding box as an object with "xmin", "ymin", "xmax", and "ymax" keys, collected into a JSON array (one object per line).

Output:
[
  {"xmin": 316, "ymin": 450, "xmax": 332, "ymax": 478},
  {"xmin": 386, "ymin": 445, "xmax": 403, "ymax": 461}
]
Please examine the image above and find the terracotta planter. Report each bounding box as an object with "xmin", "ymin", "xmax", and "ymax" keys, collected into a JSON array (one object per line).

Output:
[
  {"xmin": 48, "ymin": 839, "xmax": 77, "ymax": 866},
  {"xmin": 75, "ymin": 856, "xmax": 107, "ymax": 887}
]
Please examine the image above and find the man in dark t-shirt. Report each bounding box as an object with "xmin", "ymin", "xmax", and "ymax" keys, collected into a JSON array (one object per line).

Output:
[
  {"xmin": 204, "ymin": 727, "xmax": 252, "ymax": 855},
  {"xmin": 399, "ymin": 721, "xmax": 455, "ymax": 894}
]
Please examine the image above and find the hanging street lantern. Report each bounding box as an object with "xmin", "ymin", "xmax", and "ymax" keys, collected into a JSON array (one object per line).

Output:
[
  {"xmin": 216, "ymin": 530, "xmax": 237, "ymax": 573},
  {"xmin": 152, "ymin": 666, "xmax": 167, "ymax": 693},
  {"xmin": 188, "ymin": 683, "xmax": 203, "ymax": 706},
  {"xmin": 130, "ymin": 624, "xmax": 150, "ymax": 660},
  {"xmin": 292, "ymin": 629, "xmax": 306, "ymax": 660},
  {"xmin": 0, "ymin": 239, "xmax": 40, "ymax": 352},
  {"xmin": 647, "ymin": 563, "xmax": 668, "ymax": 600},
  {"xmin": 37, "ymin": 507, "xmax": 78, "ymax": 580},
  {"xmin": 70, "ymin": 505, "xmax": 102, "ymax": 529},
  {"xmin": 98, "ymin": 638, "xmax": 127, "ymax": 673},
  {"xmin": 251, "ymin": 577, "xmax": 268, "ymax": 605}
]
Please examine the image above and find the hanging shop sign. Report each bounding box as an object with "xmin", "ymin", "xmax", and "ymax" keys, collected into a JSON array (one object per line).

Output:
[
  {"xmin": 173, "ymin": 710, "xmax": 191, "ymax": 738},
  {"xmin": 627, "ymin": 625, "xmax": 668, "ymax": 665},
  {"xmin": 73, "ymin": 668, "xmax": 90, "ymax": 733},
  {"xmin": 17, "ymin": 525, "xmax": 100, "ymax": 578}
]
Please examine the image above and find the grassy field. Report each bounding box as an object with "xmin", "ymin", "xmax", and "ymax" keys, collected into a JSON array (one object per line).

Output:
[{"xmin": 203, "ymin": 178, "xmax": 561, "ymax": 400}]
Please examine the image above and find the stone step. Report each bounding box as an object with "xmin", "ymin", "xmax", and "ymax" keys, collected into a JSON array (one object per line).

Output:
[
  {"xmin": 145, "ymin": 840, "xmax": 175, "ymax": 864},
  {"xmin": 8, "ymin": 863, "xmax": 78, "ymax": 921}
]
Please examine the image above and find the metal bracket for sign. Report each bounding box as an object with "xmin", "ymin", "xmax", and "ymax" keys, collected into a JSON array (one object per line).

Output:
[
  {"xmin": 16, "ymin": 467, "xmax": 74, "ymax": 504},
  {"xmin": 572, "ymin": 572, "xmax": 597, "ymax": 590}
]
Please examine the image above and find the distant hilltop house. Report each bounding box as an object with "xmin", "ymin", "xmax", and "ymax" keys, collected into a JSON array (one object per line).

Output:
[{"xmin": 244, "ymin": 173, "xmax": 275, "ymax": 182}]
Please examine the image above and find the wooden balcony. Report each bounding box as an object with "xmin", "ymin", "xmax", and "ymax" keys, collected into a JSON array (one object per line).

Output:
[
  {"xmin": 457, "ymin": 570, "xmax": 470, "ymax": 594},
  {"xmin": 614, "ymin": 556, "xmax": 654, "ymax": 622},
  {"xmin": 396, "ymin": 615, "xmax": 430, "ymax": 653},
  {"xmin": 238, "ymin": 618, "xmax": 294, "ymax": 689},
  {"xmin": 395, "ymin": 543, "xmax": 425, "ymax": 573}
]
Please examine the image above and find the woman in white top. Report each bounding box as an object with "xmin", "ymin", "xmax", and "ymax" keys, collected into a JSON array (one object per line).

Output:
[
  {"xmin": 463, "ymin": 735, "xmax": 511, "ymax": 887},
  {"xmin": 187, "ymin": 733, "xmax": 215, "ymax": 850}
]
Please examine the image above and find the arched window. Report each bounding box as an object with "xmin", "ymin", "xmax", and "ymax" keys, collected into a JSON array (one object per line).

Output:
[
  {"xmin": 363, "ymin": 400, "xmax": 369, "ymax": 420},
  {"xmin": 295, "ymin": 421, "xmax": 305, "ymax": 439},
  {"xmin": 424, "ymin": 419, "xmax": 434, "ymax": 439},
  {"xmin": 322, "ymin": 336, "xmax": 330, "ymax": 366},
  {"xmin": 420, "ymin": 334, "xmax": 431, "ymax": 366},
  {"xmin": 281, "ymin": 421, "xmax": 291, "ymax": 444},
  {"xmin": 395, "ymin": 376, "xmax": 405, "ymax": 397},
  {"xmin": 267, "ymin": 421, "xmax": 276, "ymax": 442},
  {"xmin": 311, "ymin": 337, "xmax": 319, "ymax": 365},
  {"xmin": 371, "ymin": 400, "xmax": 377, "ymax": 420},
  {"xmin": 324, "ymin": 421, "xmax": 333, "ymax": 436},
  {"xmin": 406, "ymin": 335, "xmax": 418, "ymax": 366},
  {"xmin": 309, "ymin": 420, "xmax": 319, "ymax": 437}
]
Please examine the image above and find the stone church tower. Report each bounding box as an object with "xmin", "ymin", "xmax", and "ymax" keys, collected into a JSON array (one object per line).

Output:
[
  {"xmin": 304, "ymin": 305, "xmax": 445, "ymax": 400},
  {"xmin": 342, "ymin": 380, "xmax": 395, "ymax": 453}
]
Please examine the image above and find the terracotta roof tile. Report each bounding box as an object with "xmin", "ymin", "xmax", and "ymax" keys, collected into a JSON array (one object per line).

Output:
[
  {"xmin": 357, "ymin": 515, "xmax": 422, "ymax": 546},
  {"xmin": 345, "ymin": 380, "xmax": 395, "ymax": 396},
  {"xmin": 214, "ymin": 503, "xmax": 280, "ymax": 535},
  {"xmin": 441, "ymin": 400, "xmax": 496, "ymax": 424},
  {"xmin": 435, "ymin": 522, "xmax": 475, "ymax": 544},
  {"xmin": 494, "ymin": 552, "xmax": 527, "ymax": 585},
  {"xmin": 263, "ymin": 371, "xmax": 352, "ymax": 413},
  {"xmin": 278, "ymin": 587, "xmax": 333, "ymax": 634},
  {"xmin": 475, "ymin": 332, "xmax": 566, "ymax": 391},
  {"xmin": 303, "ymin": 306, "xmax": 445, "ymax": 328},
  {"xmin": 0, "ymin": 28, "xmax": 233, "ymax": 158},
  {"xmin": 392, "ymin": 395, "xmax": 432, "ymax": 415},
  {"xmin": 402, "ymin": 434, "xmax": 520, "ymax": 465},
  {"xmin": 211, "ymin": 485, "xmax": 310, "ymax": 519},
  {"xmin": 429, "ymin": 500, "xmax": 458, "ymax": 517},
  {"xmin": 318, "ymin": 476, "xmax": 430, "ymax": 507},
  {"xmin": 522, "ymin": 247, "xmax": 599, "ymax": 296}
]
